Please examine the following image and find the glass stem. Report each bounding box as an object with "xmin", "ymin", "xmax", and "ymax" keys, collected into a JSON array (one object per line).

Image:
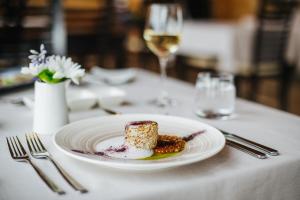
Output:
[{"xmin": 159, "ymin": 57, "xmax": 168, "ymax": 100}]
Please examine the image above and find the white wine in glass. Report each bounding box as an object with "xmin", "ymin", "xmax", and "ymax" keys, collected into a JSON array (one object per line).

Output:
[
  {"xmin": 143, "ymin": 3, "xmax": 183, "ymax": 107},
  {"xmin": 144, "ymin": 29, "xmax": 181, "ymax": 58}
]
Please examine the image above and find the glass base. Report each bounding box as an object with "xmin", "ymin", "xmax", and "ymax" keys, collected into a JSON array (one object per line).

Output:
[
  {"xmin": 195, "ymin": 110, "xmax": 234, "ymax": 120},
  {"xmin": 148, "ymin": 96, "xmax": 177, "ymax": 108}
]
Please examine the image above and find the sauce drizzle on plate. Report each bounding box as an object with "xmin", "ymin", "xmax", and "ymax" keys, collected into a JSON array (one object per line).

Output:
[{"xmin": 71, "ymin": 130, "xmax": 206, "ymax": 160}]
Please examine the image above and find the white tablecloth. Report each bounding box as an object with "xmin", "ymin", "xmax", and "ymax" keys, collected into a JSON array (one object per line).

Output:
[
  {"xmin": 1, "ymin": 69, "xmax": 300, "ymax": 200},
  {"xmin": 180, "ymin": 10, "xmax": 300, "ymax": 75}
]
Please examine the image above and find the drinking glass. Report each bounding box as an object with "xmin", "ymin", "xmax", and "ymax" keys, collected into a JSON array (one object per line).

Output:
[
  {"xmin": 194, "ymin": 73, "xmax": 236, "ymax": 119},
  {"xmin": 143, "ymin": 3, "xmax": 183, "ymax": 107}
]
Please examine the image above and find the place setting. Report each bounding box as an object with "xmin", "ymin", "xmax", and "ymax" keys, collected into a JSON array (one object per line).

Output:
[
  {"xmin": 1, "ymin": 1, "xmax": 300, "ymax": 200},
  {"xmin": 5, "ymin": 41, "xmax": 279, "ymax": 195}
]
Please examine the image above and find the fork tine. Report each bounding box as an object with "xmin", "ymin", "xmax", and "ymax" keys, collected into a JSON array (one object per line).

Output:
[
  {"xmin": 33, "ymin": 132, "xmax": 46, "ymax": 151},
  {"xmin": 27, "ymin": 134, "xmax": 38, "ymax": 152},
  {"xmin": 8, "ymin": 137, "xmax": 18, "ymax": 157},
  {"xmin": 12, "ymin": 137, "xmax": 22, "ymax": 156},
  {"xmin": 6, "ymin": 137, "xmax": 15, "ymax": 158},
  {"xmin": 31, "ymin": 133, "xmax": 42, "ymax": 152},
  {"xmin": 16, "ymin": 136, "xmax": 27, "ymax": 156},
  {"xmin": 25, "ymin": 134, "xmax": 34, "ymax": 154}
]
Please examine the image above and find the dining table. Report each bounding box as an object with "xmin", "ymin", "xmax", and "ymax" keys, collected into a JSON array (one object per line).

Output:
[
  {"xmin": 180, "ymin": 8, "xmax": 300, "ymax": 75},
  {"xmin": 0, "ymin": 69, "xmax": 300, "ymax": 200}
]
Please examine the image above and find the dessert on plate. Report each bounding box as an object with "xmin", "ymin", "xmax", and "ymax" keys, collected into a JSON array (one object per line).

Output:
[
  {"xmin": 124, "ymin": 121, "xmax": 158, "ymax": 158},
  {"xmin": 72, "ymin": 120, "xmax": 204, "ymax": 160},
  {"xmin": 105, "ymin": 120, "xmax": 188, "ymax": 159}
]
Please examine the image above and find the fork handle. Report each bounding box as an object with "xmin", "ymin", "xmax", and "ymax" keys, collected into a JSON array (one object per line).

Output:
[
  {"xmin": 226, "ymin": 139, "xmax": 268, "ymax": 159},
  {"xmin": 229, "ymin": 134, "xmax": 279, "ymax": 156},
  {"xmin": 28, "ymin": 159, "xmax": 65, "ymax": 194},
  {"xmin": 48, "ymin": 156, "xmax": 88, "ymax": 193}
]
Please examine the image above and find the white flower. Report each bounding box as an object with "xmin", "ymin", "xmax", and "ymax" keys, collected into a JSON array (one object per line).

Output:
[
  {"xmin": 28, "ymin": 44, "xmax": 47, "ymax": 65},
  {"xmin": 21, "ymin": 44, "xmax": 85, "ymax": 84},
  {"xmin": 47, "ymin": 55, "xmax": 85, "ymax": 84},
  {"xmin": 21, "ymin": 63, "xmax": 46, "ymax": 76}
]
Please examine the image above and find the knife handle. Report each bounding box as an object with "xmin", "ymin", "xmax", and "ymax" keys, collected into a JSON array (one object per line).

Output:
[
  {"xmin": 228, "ymin": 134, "xmax": 279, "ymax": 156},
  {"xmin": 226, "ymin": 139, "xmax": 267, "ymax": 159},
  {"xmin": 102, "ymin": 107, "xmax": 121, "ymax": 115}
]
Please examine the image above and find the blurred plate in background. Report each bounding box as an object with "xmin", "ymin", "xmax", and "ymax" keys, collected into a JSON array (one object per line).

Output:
[
  {"xmin": 0, "ymin": 67, "xmax": 34, "ymax": 94},
  {"xmin": 90, "ymin": 67, "xmax": 137, "ymax": 85}
]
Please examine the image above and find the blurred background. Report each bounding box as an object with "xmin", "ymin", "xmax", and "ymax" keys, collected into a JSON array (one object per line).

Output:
[{"xmin": 1, "ymin": 0, "xmax": 300, "ymax": 115}]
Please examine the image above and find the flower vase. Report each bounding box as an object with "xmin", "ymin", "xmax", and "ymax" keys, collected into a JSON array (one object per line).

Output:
[{"xmin": 33, "ymin": 80, "xmax": 69, "ymax": 135}]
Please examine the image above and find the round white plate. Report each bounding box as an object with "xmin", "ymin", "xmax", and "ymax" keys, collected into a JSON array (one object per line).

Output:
[
  {"xmin": 54, "ymin": 114, "xmax": 225, "ymax": 170},
  {"xmin": 23, "ymin": 87, "xmax": 126, "ymax": 111},
  {"xmin": 96, "ymin": 87, "xmax": 126, "ymax": 107},
  {"xmin": 91, "ymin": 67, "xmax": 137, "ymax": 85},
  {"xmin": 67, "ymin": 89, "xmax": 97, "ymax": 111},
  {"xmin": 68, "ymin": 87, "xmax": 126, "ymax": 110}
]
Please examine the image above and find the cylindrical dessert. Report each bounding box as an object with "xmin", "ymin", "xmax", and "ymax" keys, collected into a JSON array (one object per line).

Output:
[{"xmin": 125, "ymin": 121, "xmax": 158, "ymax": 150}]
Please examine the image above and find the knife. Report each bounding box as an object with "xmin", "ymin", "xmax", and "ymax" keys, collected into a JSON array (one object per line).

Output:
[
  {"xmin": 226, "ymin": 138, "xmax": 268, "ymax": 159},
  {"xmin": 221, "ymin": 130, "xmax": 279, "ymax": 156}
]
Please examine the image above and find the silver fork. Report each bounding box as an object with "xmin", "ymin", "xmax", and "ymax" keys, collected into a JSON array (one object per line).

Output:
[
  {"xmin": 26, "ymin": 132, "xmax": 88, "ymax": 193},
  {"xmin": 6, "ymin": 136, "xmax": 65, "ymax": 194}
]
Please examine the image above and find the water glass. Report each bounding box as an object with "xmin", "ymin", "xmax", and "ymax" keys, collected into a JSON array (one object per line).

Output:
[{"xmin": 194, "ymin": 73, "xmax": 236, "ymax": 119}]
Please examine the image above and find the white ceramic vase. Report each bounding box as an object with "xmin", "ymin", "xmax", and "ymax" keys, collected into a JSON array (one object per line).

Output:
[{"xmin": 33, "ymin": 81, "xmax": 69, "ymax": 135}]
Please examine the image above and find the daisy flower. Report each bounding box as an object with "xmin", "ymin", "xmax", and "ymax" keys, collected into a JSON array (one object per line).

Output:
[
  {"xmin": 21, "ymin": 44, "xmax": 85, "ymax": 84},
  {"xmin": 21, "ymin": 62, "xmax": 46, "ymax": 76},
  {"xmin": 47, "ymin": 55, "xmax": 85, "ymax": 85}
]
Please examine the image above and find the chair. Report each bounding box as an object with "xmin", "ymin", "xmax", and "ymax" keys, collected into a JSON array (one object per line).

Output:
[
  {"xmin": 175, "ymin": 55, "xmax": 218, "ymax": 83},
  {"xmin": 67, "ymin": 0, "xmax": 129, "ymax": 69},
  {"xmin": 0, "ymin": 0, "xmax": 65, "ymax": 68},
  {"xmin": 236, "ymin": 0, "xmax": 297, "ymax": 110}
]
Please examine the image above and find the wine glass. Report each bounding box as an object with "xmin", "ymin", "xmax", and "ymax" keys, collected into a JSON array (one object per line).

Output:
[{"xmin": 143, "ymin": 3, "xmax": 183, "ymax": 107}]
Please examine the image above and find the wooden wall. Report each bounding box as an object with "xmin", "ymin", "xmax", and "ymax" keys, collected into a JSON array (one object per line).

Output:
[{"xmin": 212, "ymin": 0, "xmax": 258, "ymax": 20}]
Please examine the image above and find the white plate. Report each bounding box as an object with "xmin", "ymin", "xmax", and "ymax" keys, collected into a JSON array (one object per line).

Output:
[
  {"xmin": 67, "ymin": 87, "xmax": 126, "ymax": 110},
  {"xmin": 96, "ymin": 87, "xmax": 126, "ymax": 107},
  {"xmin": 91, "ymin": 67, "xmax": 137, "ymax": 85},
  {"xmin": 54, "ymin": 114, "xmax": 225, "ymax": 170},
  {"xmin": 22, "ymin": 87, "xmax": 126, "ymax": 111},
  {"xmin": 67, "ymin": 89, "xmax": 97, "ymax": 111}
]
